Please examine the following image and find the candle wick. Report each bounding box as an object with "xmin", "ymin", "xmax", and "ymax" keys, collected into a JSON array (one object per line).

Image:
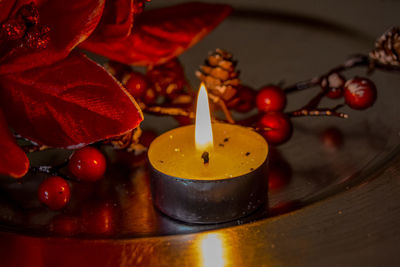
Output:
[{"xmin": 201, "ymin": 151, "xmax": 209, "ymax": 165}]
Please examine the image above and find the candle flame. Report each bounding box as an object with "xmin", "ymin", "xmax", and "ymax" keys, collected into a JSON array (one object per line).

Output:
[{"xmin": 195, "ymin": 83, "xmax": 213, "ymax": 151}]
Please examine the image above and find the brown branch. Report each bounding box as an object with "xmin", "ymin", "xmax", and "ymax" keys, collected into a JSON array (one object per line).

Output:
[
  {"xmin": 208, "ymin": 94, "xmax": 235, "ymax": 123},
  {"xmin": 14, "ymin": 133, "xmax": 50, "ymax": 153},
  {"xmin": 29, "ymin": 161, "xmax": 69, "ymax": 178},
  {"xmin": 21, "ymin": 145, "xmax": 49, "ymax": 153},
  {"xmin": 144, "ymin": 106, "xmax": 195, "ymax": 118},
  {"xmin": 144, "ymin": 105, "xmax": 229, "ymax": 125},
  {"xmin": 170, "ymin": 94, "xmax": 193, "ymax": 105},
  {"xmin": 287, "ymin": 105, "xmax": 348, "ymax": 119},
  {"xmin": 284, "ymin": 77, "xmax": 321, "ymax": 94},
  {"xmin": 304, "ymin": 90, "xmax": 326, "ymax": 109},
  {"xmin": 126, "ymin": 143, "xmax": 147, "ymax": 154},
  {"xmin": 216, "ymin": 98, "xmax": 235, "ymax": 123},
  {"xmin": 284, "ymin": 54, "xmax": 370, "ymax": 93},
  {"xmin": 287, "ymin": 76, "xmax": 348, "ymax": 119}
]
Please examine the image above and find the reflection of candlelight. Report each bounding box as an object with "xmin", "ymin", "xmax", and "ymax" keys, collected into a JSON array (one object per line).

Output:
[
  {"xmin": 199, "ymin": 234, "xmax": 225, "ymax": 267},
  {"xmin": 120, "ymin": 168, "xmax": 159, "ymax": 234}
]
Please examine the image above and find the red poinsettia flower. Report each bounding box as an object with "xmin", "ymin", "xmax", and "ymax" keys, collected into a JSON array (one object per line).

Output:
[
  {"xmin": 81, "ymin": 1, "xmax": 233, "ymax": 66},
  {"xmin": 0, "ymin": 0, "xmax": 231, "ymax": 178}
]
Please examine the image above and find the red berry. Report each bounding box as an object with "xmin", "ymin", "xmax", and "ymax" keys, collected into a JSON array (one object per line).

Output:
[
  {"xmin": 38, "ymin": 176, "xmax": 70, "ymax": 210},
  {"xmin": 256, "ymin": 86, "xmax": 286, "ymax": 112},
  {"xmin": 321, "ymin": 72, "xmax": 345, "ymax": 99},
  {"xmin": 124, "ymin": 71, "xmax": 148, "ymax": 99},
  {"xmin": 143, "ymin": 88, "xmax": 157, "ymax": 105},
  {"xmin": 234, "ymin": 85, "xmax": 256, "ymax": 113},
  {"xmin": 326, "ymin": 87, "xmax": 343, "ymax": 99},
  {"xmin": 344, "ymin": 77, "xmax": 377, "ymax": 110},
  {"xmin": 68, "ymin": 147, "xmax": 107, "ymax": 181},
  {"xmin": 258, "ymin": 112, "xmax": 292, "ymax": 145}
]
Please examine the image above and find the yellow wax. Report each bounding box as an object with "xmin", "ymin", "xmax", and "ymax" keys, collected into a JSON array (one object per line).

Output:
[{"xmin": 148, "ymin": 123, "xmax": 268, "ymax": 180}]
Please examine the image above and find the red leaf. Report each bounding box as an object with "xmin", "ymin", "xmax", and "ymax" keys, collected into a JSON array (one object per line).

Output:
[
  {"xmin": 0, "ymin": 0, "xmax": 105, "ymax": 75},
  {"xmin": 0, "ymin": 110, "xmax": 29, "ymax": 178},
  {"xmin": 80, "ymin": 2, "xmax": 232, "ymax": 66},
  {"xmin": 0, "ymin": 0, "xmax": 16, "ymax": 23},
  {"xmin": 0, "ymin": 52, "xmax": 143, "ymax": 148},
  {"xmin": 89, "ymin": 0, "xmax": 134, "ymax": 41}
]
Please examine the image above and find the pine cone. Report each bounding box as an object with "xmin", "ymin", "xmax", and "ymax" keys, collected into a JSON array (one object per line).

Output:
[
  {"xmin": 196, "ymin": 49, "xmax": 240, "ymax": 102},
  {"xmin": 369, "ymin": 26, "xmax": 400, "ymax": 67}
]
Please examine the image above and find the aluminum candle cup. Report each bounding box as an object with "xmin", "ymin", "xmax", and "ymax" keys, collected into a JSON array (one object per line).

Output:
[{"xmin": 148, "ymin": 123, "xmax": 269, "ymax": 224}]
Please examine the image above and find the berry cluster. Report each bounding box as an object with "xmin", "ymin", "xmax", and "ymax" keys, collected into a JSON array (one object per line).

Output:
[
  {"xmin": 35, "ymin": 130, "xmax": 160, "ymax": 210},
  {"xmin": 319, "ymin": 72, "xmax": 377, "ymax": 110},
  {"xmin": 37, "ymin": 147, "xmax": 107, "ymax": 210},
  {"xmin": 103, "ymin": 43, "xmax": 381, "ymax": 151},
  {"xmin": 106, "ymin": 58, "xmax": 189, "ymax": 107},
  {"xmin": 255, "ymin": 86, "xmax": 292, "ymax": 145},
  {"xmin": 108, "ymin": 55, "xmax": 378, "ymax": 148}
]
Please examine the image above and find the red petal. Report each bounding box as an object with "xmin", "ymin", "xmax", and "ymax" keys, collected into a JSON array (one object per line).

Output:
[
  {"xmin": 0, "ymin": 110, "xmax": 29, "ymax": 178},
  {"xmin": 0, "ymin": 52, "xmax": 143, "ymax": 148},
  {"xmin": 80, "ymin": 2, "xmax": 232, "ymax": 66},
  {"xmin": 89, "ymin": 0, "xmax": 134, "ymax": 41},
  {"xmin": 0, "ymin": 0, "xmax": 105, "ymax": 75},
  {"xmin": 0, "ymin": 0, "xmax": 16, "ymax": 23}
]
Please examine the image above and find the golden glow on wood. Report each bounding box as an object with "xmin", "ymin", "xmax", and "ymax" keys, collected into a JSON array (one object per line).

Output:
[{"xmin": 195, "ymin": 83, "xmax": 214, "ymax": 152}]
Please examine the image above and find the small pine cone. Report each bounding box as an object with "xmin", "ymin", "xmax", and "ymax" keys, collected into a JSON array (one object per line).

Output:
[
  {"xmin": 196, "ymin": 49, "xmax": 240, "ymax": 102},
  {"xmin": 369, "ymin": 26, "xmax": 400, "ymax": 67}
]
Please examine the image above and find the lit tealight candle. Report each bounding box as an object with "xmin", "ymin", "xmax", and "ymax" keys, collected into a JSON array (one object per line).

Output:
[{"xmin": 148, "ymin": 83, "xmax": 269, "ymax": 224}]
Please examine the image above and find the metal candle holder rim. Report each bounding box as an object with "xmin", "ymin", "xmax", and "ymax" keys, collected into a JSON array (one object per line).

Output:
[{"xmin": 148, "ymin": 153, "xmax": 269, "ymax": 224}]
